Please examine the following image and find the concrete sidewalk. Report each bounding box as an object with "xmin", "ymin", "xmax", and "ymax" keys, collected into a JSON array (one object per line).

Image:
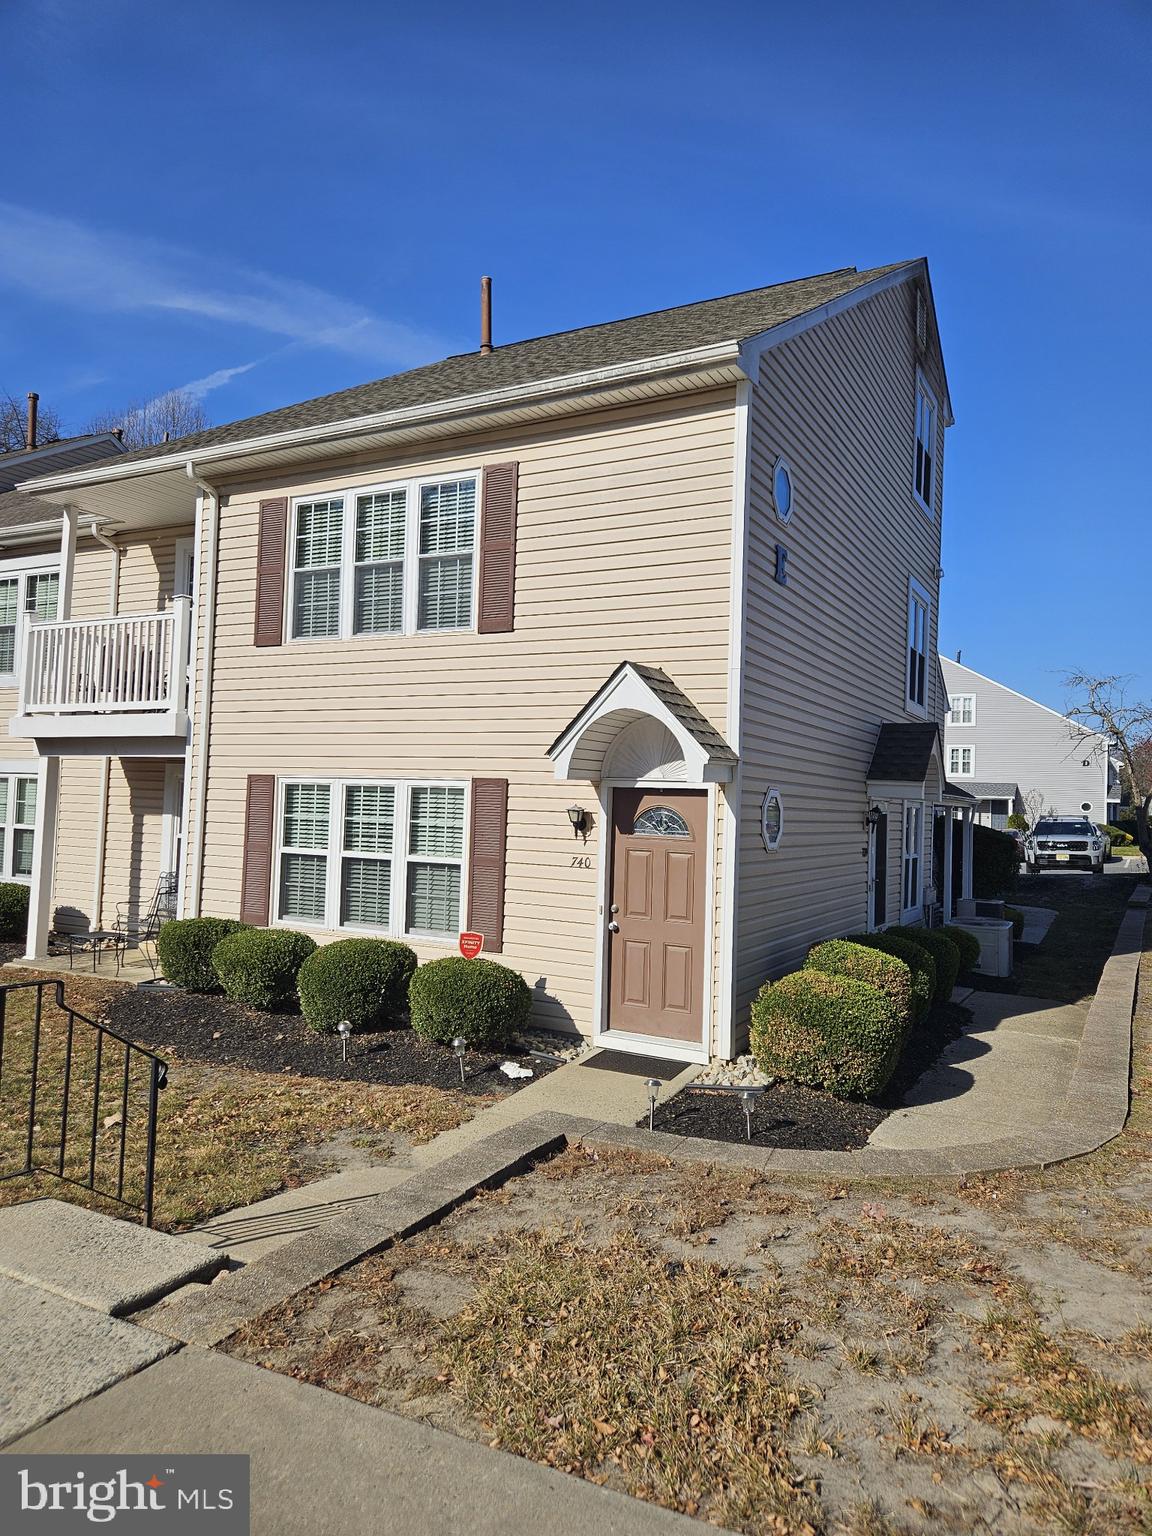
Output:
[
  {"xmin": 9, "ymin": 1348, "xmax": 719, "ymax": 1536},
  {"xmin": 870, "ymin": 992, "xmax": 1088, "ymax": 1150},
  {"xmin": 182, "ymin": 1051, "xmax": 700, "ymax": 1260}
]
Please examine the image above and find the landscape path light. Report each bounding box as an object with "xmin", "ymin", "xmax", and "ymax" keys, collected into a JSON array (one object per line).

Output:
[
  {"xmin": 452, "ymin": 1036, "xmax": 468, "ymax": 1086},
  {"xmin": 645, "ymin": 1077, "xmax": 662, "ymax": 1131},
  {"xmin": 336, "ymin": 1019, "xmax": 351, "ymax": 1063}
]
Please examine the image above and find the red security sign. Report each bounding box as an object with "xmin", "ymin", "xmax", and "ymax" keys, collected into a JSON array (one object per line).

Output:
[{"xmin": 459, "ymin": 932, "xmax": 484, "ymax": 959}]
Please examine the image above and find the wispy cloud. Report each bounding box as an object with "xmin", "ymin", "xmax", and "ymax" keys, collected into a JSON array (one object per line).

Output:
[
  {"xmin": 175, "ymin": 359, "xmax": 265, "ymax": 402},
  {"xmin": 0, "ymin": 201, "xmax": 449, "ymax": 369}
]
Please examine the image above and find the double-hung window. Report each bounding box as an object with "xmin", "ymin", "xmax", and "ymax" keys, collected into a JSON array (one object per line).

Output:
[
  {"xmin": 0, "ymin": 772, "xmax": 38, "ymax": 881},
  {"xmin": 290, "ymin": 474, "xmax": 477, "ymax": 641},
  {"xmin": 0, "ymin": 559, "xmax": 60, "ymax": 684},
  {"xmin": 902, "ymin": 802, "xmax": 923, "ymax": 917},
  {"xmin": 913, "ymin": 375, "xmax": 938, "ymax": 513},
  {"xmin": 948, "ymin": 745, "xmax": 974, "ymax": 778},
  {"xmin": 276, "ymin": 778, "xmax": 467, "ymax": 938},
  {"xmin": 906, "ymin": 578, "xmax": 931, "ymax": 714},
  {"xmin": 949, "ymin": 693, "xmax": 975, "ymax": 726}
]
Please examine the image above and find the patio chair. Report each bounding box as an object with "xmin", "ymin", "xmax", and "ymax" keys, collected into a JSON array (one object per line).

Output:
[{"xmin": 57, "ymin": 871, "xmax": 179, "ymax": 977}]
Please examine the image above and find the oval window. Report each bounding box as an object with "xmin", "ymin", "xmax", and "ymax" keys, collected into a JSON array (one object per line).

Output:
[
  {"xmin": 1081, "ymin": 802, "xmax": 1093, "ymax": 813},
  {"xmin": 773, "ymin": 458, "xmax": 794, "ymax": 525},
  {"xmin": 761, "ymin": 789, "xmax": 784, "ymax": 851},
  {"xmin": 632, "ymin": 806, "xmax": 691, "ymax": 838}
]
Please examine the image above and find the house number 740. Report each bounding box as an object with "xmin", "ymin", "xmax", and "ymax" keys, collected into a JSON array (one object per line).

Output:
[{"xmin": 570, "ymin": 855, "xmax": 592, "ymax": 869}]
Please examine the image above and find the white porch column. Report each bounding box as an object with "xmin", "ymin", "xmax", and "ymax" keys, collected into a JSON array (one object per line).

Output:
[
  {"xmin": 58, "ymin": 504, "xmax": 78, "ymax": 617},
  {"xmin": 943, "ymin": 807, "xmax": 955, "ymax": 922},
  {"xmin": 961, "ymin": 808, "xmax": 975, "ymax": 901},
  {"xmin": 24, "ymin": 758, "xmax": 60, "ymax": 961}
]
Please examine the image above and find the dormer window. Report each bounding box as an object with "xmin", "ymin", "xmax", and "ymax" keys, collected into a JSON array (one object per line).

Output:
[{"xmin": 913, "ymin": 375, "xmax": 938, "ymax": 514}]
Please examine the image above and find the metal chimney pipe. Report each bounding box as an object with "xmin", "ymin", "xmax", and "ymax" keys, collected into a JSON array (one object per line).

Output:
[
  {"xmin": 26, "ymin": 392, "xmax": 38, "ymax": 449},
  {"xmin": 480, "ymin": 276, "xmax": 493, "ymax": 354}
]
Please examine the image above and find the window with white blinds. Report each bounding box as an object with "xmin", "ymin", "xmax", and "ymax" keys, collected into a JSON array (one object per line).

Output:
[
  {"xmin": 0, "ymin": 560, "xmax": 60, "ymax": 682},
  {"xmin": 289, "ymin": 475, "xmax": 477, "ymax": 640},
  {"xmin": 276, "ymin": 778, "xmax": 467, "ymax": 937},
  {"xmin": 0, "ymin": 772, "xmax": 39, "ymax": 881}
]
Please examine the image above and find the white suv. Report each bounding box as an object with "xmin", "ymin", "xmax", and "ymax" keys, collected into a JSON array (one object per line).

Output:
[{"xmin": 1024, "ymin": 817, "xmax": 1109, "ymax": 874}]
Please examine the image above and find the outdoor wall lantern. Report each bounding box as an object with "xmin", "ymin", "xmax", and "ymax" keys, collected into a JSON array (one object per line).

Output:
[
  {"xmin": 567, "ymin": 804, "xmax": 588, "ymax": 840},
  {"xmin": 865, "ymin": 805, "xmax": 884, "ymax": 831}
]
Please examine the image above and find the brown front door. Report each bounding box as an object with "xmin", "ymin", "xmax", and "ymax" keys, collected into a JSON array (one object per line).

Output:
[{"xmin": 606, "ymin": 788, "xmax": 708, "ymax": 1043}]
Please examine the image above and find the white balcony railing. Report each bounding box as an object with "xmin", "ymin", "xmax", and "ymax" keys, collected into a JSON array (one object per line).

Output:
[{"xmin": 18, "ymin": 598, "xmax": 192, "ymax": 719}]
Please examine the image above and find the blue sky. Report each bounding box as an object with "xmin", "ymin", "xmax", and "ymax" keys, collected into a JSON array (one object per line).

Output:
[{"xmin": 2, "ymin": 0, "xmax": 1148, "ymax": 710}]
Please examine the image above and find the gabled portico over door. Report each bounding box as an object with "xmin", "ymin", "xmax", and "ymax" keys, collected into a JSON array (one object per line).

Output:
[{"xmin": 547, "ymin": 660, "xmax": 736, "ymax": 1061}]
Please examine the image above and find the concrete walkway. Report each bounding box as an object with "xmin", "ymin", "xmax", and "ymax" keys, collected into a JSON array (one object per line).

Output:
[
  {"xmin": 869, "ymin": 992, "xmax": 1088, "ymax": 1150},
  {"xmin": 10, "ymin": 1347, "xmax": 717, "ymax": 1536},
  {"xmin": 181, "ymin": 1052, "xmax": 700, "ymax": 1260}
]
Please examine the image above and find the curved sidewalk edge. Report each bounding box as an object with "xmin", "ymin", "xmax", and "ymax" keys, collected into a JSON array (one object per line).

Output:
[{"xmin": 571, "ymin": 881, "xmax": 1150, "ymax": 1182}]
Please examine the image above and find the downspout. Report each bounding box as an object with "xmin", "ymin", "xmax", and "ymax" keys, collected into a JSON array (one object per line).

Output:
[
  {"xmin": 86, "ymin": 524, "xmax": 121, "ymax": 929},
  {"xmin": 184, "ymin": 464, "xmax": 221, "ymax": 918}
]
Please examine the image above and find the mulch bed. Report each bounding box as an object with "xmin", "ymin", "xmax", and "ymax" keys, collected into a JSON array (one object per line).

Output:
[
  {"xmin": 649, "ymin": 997, "xmax": 973, "ymax": 1152},
  {"xmin": 98, "ymin": 985, "xmax": 557, "ymax": 1096}
]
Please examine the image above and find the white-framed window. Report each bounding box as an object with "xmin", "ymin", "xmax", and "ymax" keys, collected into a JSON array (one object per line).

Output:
[
  {"xmin": 913, "ymin": 373, "xmax": 938, "ymax": 514},
  {"xmin": 289, "ymin": 474, "xmax": 478, "ymax": 641},
  {"xmin": 275, "ymin": 777, "xmax": 468, "ymax": 939},
  {"xmin": 772, "ymin": 458, "xmax": 794, "ymax": 525},
  {"xmin": 0, "ymin": 770, "xmax": 39, "ymax": 881},
  {"xmin": 0, "ymin": 555, "xmax": 60, "ymax": 686},
  {"xmin": 948, "ymin": 693, "xmax": 975, "ymax": 726},
  {"xmin": 948, "ymin": 745, "xmax": 974, "ymax": 778},
  {"xmin": 906, "ymin": 577, "xmax": 931, "ymax": 714},
  {"xmin": 902, "ymin": 802, "xmax": 923, "ymax": 917}
]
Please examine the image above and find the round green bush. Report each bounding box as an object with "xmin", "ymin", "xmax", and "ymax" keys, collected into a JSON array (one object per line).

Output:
[
  {"xmin": 0, "ymin": 882, "xmax": 30, "ymax": 941},
  {"xmin": 297, "ymin": 938, "xmax": 417, "ymax": 1034},
  {"xmin": 843, "ymin": 932, "xmax": 935, "ymax": 1024},
  {"xmin": 1006, "ymin": 813, "xmax": 1029, "ymax": 832},
  {"xmin": 804, "ymin": 939, "xmax": 913, "ymax": 1033},
  {"xmin": 211, "ymin": 927, "xmax": 316, "ymax": 1012},
  {"xmin": 892, "ymin": 927, "xmax": 960, "ymax": 1006},
  {"xmin": 750, "ymin": 969, "xmax": 904, "ymax": 1099},
  {"xmin": 941, "ymin": 924, "xmax": 981, "ymax": 975},
  {"xmin": 156, "ymin": 916, "xmax": 249, "ymax": 991},
  {"xmin": 408, "ymin": 956, "xmax": 532, "ymax": 1049}
]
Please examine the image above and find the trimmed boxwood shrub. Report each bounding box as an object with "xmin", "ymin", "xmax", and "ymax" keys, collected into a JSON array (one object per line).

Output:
[
  {"xmin": 211, "ymin": 927, "xmax": 316, "ymax": 1012},
  {"xmin": 804, "ymin": 939, "xmax": 913, "ymax": 1033},
  {"xmin": 0, "ymin": 881, "xmax": 29, "ymax": 941},
  {"xmin": 894, "ymin": 927, "xmax": 960, "ymax": 1005},
  {"xmin": 1100, "ymin": 823, "xmax": 1132, "ymax": 846},
  {"xmin": 408, "ymin": 956, "xmax": 532, "ymax": 1049},
  {"xmin": 297, "ymin": 938, "xmax": 417, "ymax": 1034},
  {"xmin": 844, "ymin": 932, "xmax": 935, "ymax": 1024},
  {"xmin": 750, "ymin": 969, "xmax": 904, "ymax": 1099},
  {"xmin": 1006, "ymin": 812, "xmax": 1029, "ymax": 832},
  {"xmin": 1004, "ymin": 905, "xmax": 1025, "ymax": 941},
  {"xmin": 156, "ymin": 916, "xmax": 248, "ymax": 991},
  {"xmin": 941, "ymin": 923, "xmax": 981, "ymax": 974}
]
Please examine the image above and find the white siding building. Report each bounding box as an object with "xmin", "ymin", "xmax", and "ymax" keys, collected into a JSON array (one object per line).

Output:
[{"xmin": 940, "ymin": 658, "xmax": 1120, "ymax": 828}]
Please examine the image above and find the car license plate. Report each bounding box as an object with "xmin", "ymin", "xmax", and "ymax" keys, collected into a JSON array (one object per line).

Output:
[{"xmin": 1056, "ymin": 852, "xmax": 1070, "ymax": 863}]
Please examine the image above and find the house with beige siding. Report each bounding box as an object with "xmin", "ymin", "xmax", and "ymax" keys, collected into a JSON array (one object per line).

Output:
[{"xmin": 7, "ymin": 260, "xmax": 976, "ymax": 1062}]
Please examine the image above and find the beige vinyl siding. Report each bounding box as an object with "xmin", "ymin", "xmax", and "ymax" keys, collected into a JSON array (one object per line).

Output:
[
  {"xmin": 49, "ymin": 528, "xmax": 191, "ymax": 931},
  {"xmin": 735, "ymin": 279, "xmax": 946, "ymax": 1028},
  {"xmin": 193, "ymin": 392, "xmax": 736, "ymax": 1037}
]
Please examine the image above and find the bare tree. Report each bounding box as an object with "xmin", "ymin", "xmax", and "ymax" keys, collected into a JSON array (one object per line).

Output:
[
  {"xmin": 1020, "ymin": 788, "xmax": 1056, "ymax": 829},
  {"xmin": 1064, "ymin": 671, "xmax": 1152, "ymax": 866},
  {"xmin": 87, "ymin": 389, "xmax": 209, "ymax": 451},
  {"xmin": 1, "ymin": 391, "xmax": 64, "ymax": 451}
]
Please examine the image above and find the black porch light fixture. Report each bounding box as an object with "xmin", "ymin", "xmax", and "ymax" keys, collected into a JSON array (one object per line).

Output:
[
  {"xmin": 567, "ymin": 805, "xmax": 588, "ymax": 839},
  {"xmin": 865, "ymin": 805, "xmax": 884, "ymax": 830}
]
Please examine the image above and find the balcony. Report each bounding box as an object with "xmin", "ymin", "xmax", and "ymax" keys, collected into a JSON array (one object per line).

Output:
[{"xmin": 10, "ymin": 598, "xmax": 192, "ymax": 751}]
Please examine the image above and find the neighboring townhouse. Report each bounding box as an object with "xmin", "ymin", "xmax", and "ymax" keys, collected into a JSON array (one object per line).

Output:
[
  {"xmin": 10, "ymin": 260, "xmax": 968, "ymax": 1062},
  {"xmin": 940, "ymin": 657, "xmax": 1121, "ymax": 828}
]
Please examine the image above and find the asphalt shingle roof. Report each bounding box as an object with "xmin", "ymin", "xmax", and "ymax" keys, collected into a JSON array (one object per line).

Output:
[
  {"xmin": 966, "ymin": 781, "xmax": 1019, "ymax": 799},
  {"xmin": 30, "ymin": 262, "xmax": 915, "ymax": 479},
  {"xmin": 866, "ymin": 722, "xmax": 942, "ymax": 783}
]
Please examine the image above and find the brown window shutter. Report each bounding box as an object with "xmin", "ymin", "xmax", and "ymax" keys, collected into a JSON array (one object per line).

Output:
[
  {"xmin": 466, "ymin": 777, "xmax": 508, "ymax": 953},
  {"xmin": 254, "ymin": 497, "xmax": 288, "ymax": 646},
  {"xmin": 477, "ymin": 462, "xmax": 517, "ymax": 634},
  {"xmin": 240, "ymin": 773, "xmax": 276, "ymax": 925}
]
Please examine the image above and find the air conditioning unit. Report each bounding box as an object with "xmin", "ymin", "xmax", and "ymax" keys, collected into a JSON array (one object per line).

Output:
[{"xmin": 952, "ymin": 917, "xmax": 1013, "ymax": 978}]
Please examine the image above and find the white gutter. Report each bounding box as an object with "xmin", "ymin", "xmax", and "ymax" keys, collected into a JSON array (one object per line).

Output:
[
  {"xmin": 183, "ymin": 464, "xmax": 221, "ymax": 919},
  {"xmin": 18, "ymin": 341, "xmax": 744, "ymax": 494}
]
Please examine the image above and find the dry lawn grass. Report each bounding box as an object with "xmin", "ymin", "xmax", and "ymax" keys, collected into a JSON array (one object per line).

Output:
[
  {"xmin": 229, "ymin": 911, "xmax": 1152, "ymax": 1535},
  {"xmin": 0, "ymin": 972, "xmax": 481, "ymax": 1229}
]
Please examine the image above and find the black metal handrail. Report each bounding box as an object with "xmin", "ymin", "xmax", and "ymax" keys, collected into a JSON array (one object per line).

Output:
[{"xmin": 0, "ymin": 979, "xmax": 167, "ymax": 1226}]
